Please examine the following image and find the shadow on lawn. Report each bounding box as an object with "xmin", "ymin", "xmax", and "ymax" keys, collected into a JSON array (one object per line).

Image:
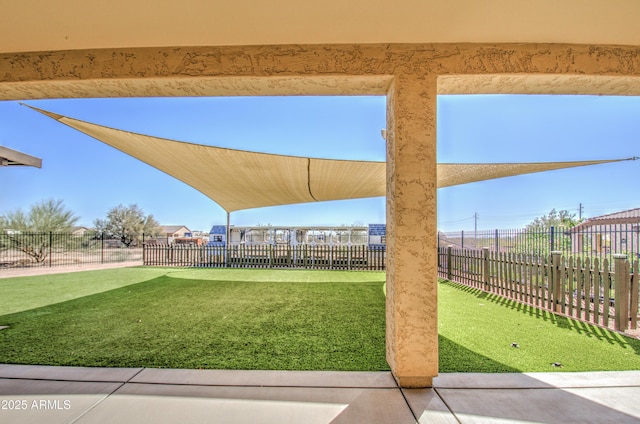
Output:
[
  {"xmin": 441, "ymin": 280, "xmax": 640, "ymax": 355},
  {"xmin": 439, "ymin": 334, "xmax": 521, "ymax": 373},
  {"xmin": 0, "ymin": 274, "xmax": 388, "ymax": 371}
]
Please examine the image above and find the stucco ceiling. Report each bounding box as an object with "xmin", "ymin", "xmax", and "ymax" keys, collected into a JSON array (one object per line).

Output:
[{"xmin": 2, "ymin": 0, "xmax": 640, "ymax": 54}]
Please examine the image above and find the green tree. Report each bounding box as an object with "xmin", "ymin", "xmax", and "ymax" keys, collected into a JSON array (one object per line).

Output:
[
  {"xmin": 524, "ymin": 208, "xmax": 580, "ymax": 231},
  {"xmin": 94, "ymin": 204, "xmax": 161, "ymax": 247},
  {"xmin": 515, "ymin": 208, "xmax": 581, "ymax": 256},
  {"xmin": 0, "ymin": 199, "xmax": 80, "ymax": 263}
]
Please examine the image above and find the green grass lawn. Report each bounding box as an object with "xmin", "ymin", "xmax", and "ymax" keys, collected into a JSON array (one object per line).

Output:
[
  {"xmin": 0, "ymin": 268, "xmax": 388, "ymax": 371},
  {"xmin": 0, "ymin": 267, "xmax": 171, "ymax": 315},
  {"xmin": 0, "ymin": 268, "xmax": 639, "ymax": 372},
  {"xmin": 438, "ymin": 280, "xmax": 640, "ymax": 372}
]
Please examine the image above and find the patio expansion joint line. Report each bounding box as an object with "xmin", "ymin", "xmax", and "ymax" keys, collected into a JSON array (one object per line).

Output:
[
  {"xmin": 0, "ymin": 367, "xmax": 146, "ymax": 385},
  {"xmin": 0, "ymin": 376, "xmax": 140, "ymax": 385},
  {"xmin": 396, "ymin": 387, "xmax": 419, "ymax": 423},
  {"xmin": 122, "ymin": 380, "xmax": 397, "ymax": 390},
  {"xmin": 436, "ymin": 384, "xmax": 640, "ymax": 390},
  {"xmin": 393, "ymin": 377, "xmax": 442, "ymax": 424},
  {"xmin": 126, "ymin": 367, "xmax": 146, "ymax": 383},
  {"xmin": 433, "ymin": 387, "xmax": 464, "ymax": 424},
  {"xmin": 67, "ymin": 369, "xmax": 147, "ymax": 424},
  {"xmin": 67, "ymin": 381, "xmax": 128, "ymax": 424}
]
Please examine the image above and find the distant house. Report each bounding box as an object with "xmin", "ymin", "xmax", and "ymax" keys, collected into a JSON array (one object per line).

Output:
[
  {"xmin": 160, "ymin": 225, "xmax": 191, "ymax": 238},
  {"xmin": 568, "ymin": 208, "xmax": 640, "ymax": 258},
  {"xmin": 159, "ymin": 225, "xmax": 192, "ymax": 244},
  {"xmin": 70, "ymin": 226, "xmax": 92, "ymax": 236},
  {"xmin": 208, "ymin": 225, "xmax": 227, "ymax": 247}
]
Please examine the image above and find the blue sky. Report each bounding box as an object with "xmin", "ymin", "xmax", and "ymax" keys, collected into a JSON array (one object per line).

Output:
[{"xmin": 0, "ymin": 95, "xmax": 637, "ymax": 233}]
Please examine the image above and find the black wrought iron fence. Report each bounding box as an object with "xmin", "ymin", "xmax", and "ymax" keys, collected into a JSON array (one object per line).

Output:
[
  {"xmin": 0, "ymin": 232, "xmax": 142, "ymax": 269},
  {"xmin": 438, "ymin": 224, "xmax": 640, "ymax": 270}
]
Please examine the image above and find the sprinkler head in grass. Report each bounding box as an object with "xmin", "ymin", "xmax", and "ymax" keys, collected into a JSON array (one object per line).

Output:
[{"xmin": 510, "ymin": 342, "xmax": 520, "ymax": 348}]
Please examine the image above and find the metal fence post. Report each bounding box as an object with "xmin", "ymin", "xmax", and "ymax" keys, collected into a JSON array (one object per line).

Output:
[
  {"xmin": 631, "ymin": 260, "xmax": 639, "ymax": 330},
  {"xmin": 483, "ymin": 247, "xmax": 490, "ymax": 290},
  {"xmin": 614, "ymin": 254, "xmax": 630, "ymax": 332},
  {"xmin": 551, "ymin": 251, "xmax": 563, "ymax": 312},
  {"xmin": 49, "ymin": 232, "xmax": 53, "ymax": 268},
  {"xmin": 447, "ymin": 246, "xmax": 452, "ymax": 280}
]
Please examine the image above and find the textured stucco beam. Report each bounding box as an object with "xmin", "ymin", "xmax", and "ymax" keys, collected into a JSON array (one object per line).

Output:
[
  {"xmin": 0, "ymin": 146, "xmax": 42, "ymax": 168},
  {"xmin": 438, "ymin": 74, "xmax": 640, "ymax": 95},
  {"xmin": 3, "ymin": 44, "xmax": 640, "ymax": 101},
  {"xmin": 0, "ymin": 75, "xmax": 393, "ymax": 101},
  {"xmin": 5, "ymin": 73, "xmax": 640, "ymax": 101}
]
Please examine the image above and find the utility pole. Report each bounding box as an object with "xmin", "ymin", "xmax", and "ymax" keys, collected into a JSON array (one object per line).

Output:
[
  {"xmin": 578, "ymin": 203, "xmax": 584, "ymax": 220},
  {"xmin": 474, "ymin": 212, "xmax": 479, "ymax": 248}
]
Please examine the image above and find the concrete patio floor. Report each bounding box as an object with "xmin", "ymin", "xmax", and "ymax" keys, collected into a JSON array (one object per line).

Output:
[{"xmin": 1, "ymin": 365, "xmax": 639, "ymax": 423}]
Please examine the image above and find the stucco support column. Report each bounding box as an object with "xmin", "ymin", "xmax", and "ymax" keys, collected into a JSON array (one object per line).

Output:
[{"xmin": 386, "ymin": 75, "xmax": 438, "ymax": 388}]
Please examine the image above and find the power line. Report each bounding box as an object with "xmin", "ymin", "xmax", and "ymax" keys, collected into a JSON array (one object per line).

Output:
[{"xmin": 438, "ymin": 215, "xmax": 475, "ymax": 224}]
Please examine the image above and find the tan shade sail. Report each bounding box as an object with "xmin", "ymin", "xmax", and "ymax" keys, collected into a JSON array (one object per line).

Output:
[
  {"xmin": 26, "ymin": 105, "xmax": 635, "ymax": 212},
  {"xmin": 27, "ymin": 105, "xmax": 387, "ymax": 212},
  {"xmin": 436, "ymin": 160, "xmax": 633, "ymax": 188}
]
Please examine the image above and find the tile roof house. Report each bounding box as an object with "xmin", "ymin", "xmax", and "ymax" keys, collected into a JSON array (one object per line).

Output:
[{"xmin": 569, "ymin": 208, "xmax": 640, "ymax": 259}]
